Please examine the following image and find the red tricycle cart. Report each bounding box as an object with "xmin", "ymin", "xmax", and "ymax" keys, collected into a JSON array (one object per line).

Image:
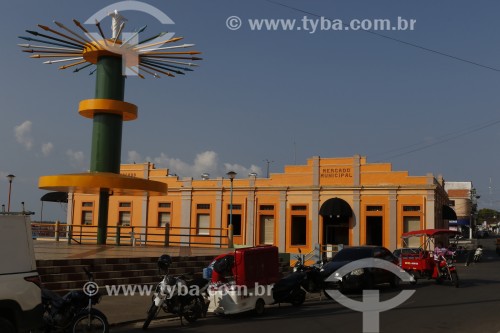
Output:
[
  {"xmin": 400, "ymin": 229, "xmax": 461, "ymax": 287},
  {"xmin": 206, "ymin": 245, "xmax": 281, "ymax": 315}
]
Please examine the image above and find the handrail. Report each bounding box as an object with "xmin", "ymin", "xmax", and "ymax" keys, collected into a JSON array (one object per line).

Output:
[
  {"xmin": 321, "ymin": 243, "xmax": 340, "ymax": 260},
  {"xmin": 290, "ymin": 243, "xmax": 340, "ymax": 266},
  {"xmin": 31, "ymin": 222, "xmax": 230, "ymax": 248}
]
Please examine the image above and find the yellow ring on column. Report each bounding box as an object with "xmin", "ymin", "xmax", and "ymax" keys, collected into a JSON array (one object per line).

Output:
[
  {"xmin": 79, "ymin": 99, "xmax": 138, "ymax": 121},
  {"xmin": 39, "ymin": 172, "xmax": 167, "ymax": 196}
]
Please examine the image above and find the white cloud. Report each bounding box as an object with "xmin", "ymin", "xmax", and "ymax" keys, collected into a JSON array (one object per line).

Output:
[
  {"xmin": 192, "ymin": 151, "xmax": 219, "ymax": 175},
  {"xmin": 127, "ymin": 150, "xmax": 143, "ymax": 164},
  {"xmin": 14, "ymin": 121, "xmax": 33, "ymax": 150},
  {"xmin": 66, "ymin": 149, "xmax": 85, "ymax": 170},
  {"xmin": 41, "ymin": 142, "xmax": 54, "ymax": 156},
  {"xmin": 148, "ymin": 153, "xmax": 197, "ymax": 176},
  {"xmin": 146, "ymin": 150, "xmax": 262, "ymax": 179}
]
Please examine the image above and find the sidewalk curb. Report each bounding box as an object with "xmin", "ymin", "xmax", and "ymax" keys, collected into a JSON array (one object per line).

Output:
[{"xmin": 110, "ymin": 314, "xmax": 176, "ymax": 328}]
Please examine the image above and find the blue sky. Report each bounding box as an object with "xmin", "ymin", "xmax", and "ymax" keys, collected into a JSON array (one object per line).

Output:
[{"xmin": 2, "ymin": 0, "xmax": 500, "ymax": 221}]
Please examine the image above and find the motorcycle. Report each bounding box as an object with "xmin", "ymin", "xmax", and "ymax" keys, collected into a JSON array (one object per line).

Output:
[
  {"xmin": 142, "ymin": 255, "xmax": 209, "ymax": 330},
  {"xmin": 473, "ymin": 245, "xmax": 483, "ymax": 263},
  {"xmin": 400, "ymin": 229, "xmax": 461, "ymax": 287},
  {"xmin": 292, "ymin": 249, "xmax": 324, "ymax": 293},
  {"xmin": 273, "ymin": 249, "xmax": 324, "ymax": 306},
  {"xmin": 36, "ymin": 267, "xmax": 108, "ymax": 333},
  {"xmin": 434, "ymin": 253, "xmax": 459, "ymax": 288},
  {"xmin": 272, "ymin": 270, "xmax": 307, "ymax": 306}
]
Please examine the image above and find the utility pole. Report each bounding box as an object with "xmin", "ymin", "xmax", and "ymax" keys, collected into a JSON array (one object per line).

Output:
[
  {"xmin": 264, "ymin": 159, "xmax": 274, "ymax": 178},
  {"xmin": 6, "ymin": 174, "xmax": 15, "ymax": 212}
]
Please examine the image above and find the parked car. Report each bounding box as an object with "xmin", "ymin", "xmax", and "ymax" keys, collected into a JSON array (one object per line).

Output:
[
  {"xmin": 321, "ymin": 246, "xmax": 401, "ymax": 291},
  {"xmin": 0, "ymin": 213, "xmax": 44, "ymax": 333}
]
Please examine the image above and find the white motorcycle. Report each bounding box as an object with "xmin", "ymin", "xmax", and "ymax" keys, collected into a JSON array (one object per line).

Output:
[
  {"xmin": 142, "ymin": 255, "xmax": 208, "ymax": 330},
  {"xmin": 473, "ymin": 246, "xmax": 483, "ymax": 263}
]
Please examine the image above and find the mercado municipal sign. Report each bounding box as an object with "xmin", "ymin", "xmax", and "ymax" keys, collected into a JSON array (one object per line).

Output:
[{"xmin": 320, "ymin": 167, "xmax": 353, "ymax": 179}]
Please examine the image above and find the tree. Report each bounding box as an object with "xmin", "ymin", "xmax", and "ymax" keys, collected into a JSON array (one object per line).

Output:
[{"xmin": 477, "ymin": 208, "xmax": 500, "ymax": 224}]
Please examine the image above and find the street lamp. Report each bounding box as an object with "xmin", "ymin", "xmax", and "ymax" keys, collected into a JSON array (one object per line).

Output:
[
  {"xmin": 226, "ymin": 171, "xmax": 237, "ymax": 248},
  {"xmin": 469, "ymin": 188, "xmax": 480, "ymax": 239},
  {"xmin": 6, "ymin": 174, "xmax": 15, "ymax": 212}
]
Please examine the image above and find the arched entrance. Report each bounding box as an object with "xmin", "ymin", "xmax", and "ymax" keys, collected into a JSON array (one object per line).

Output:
[{"xmin": 319, "ymin": 197, "xmax": 352, "ymax": 246}]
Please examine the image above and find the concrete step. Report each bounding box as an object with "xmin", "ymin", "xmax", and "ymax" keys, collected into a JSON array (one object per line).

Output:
[
  {"xmin": 38, "ymin": 255, "xmax": 214, "ymax": 294},
  {"xmin": 38, "ymin": 255, "xmax": 291, "ymax": 295}
]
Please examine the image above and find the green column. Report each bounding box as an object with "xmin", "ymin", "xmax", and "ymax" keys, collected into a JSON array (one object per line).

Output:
[
  {"xmin": 91, "ymin": 56, "xmax": 125, "ymax": 244},
  {"xmin": 97, "ymin": 190, "xmax": 110, "ymax": 244}
]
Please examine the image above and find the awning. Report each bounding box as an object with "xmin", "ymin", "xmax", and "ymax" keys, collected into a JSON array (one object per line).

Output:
[
  {"xmin": 40, "ymin": 191, "xmax": 68, "ymax": 203},
  {"xmin": 401, "ymin": 229, "xmax": 461, "ymax": 238},
  {"xmin": 319, "ymin": 197, "xmax": 353, "ymax": 218},
  {"xmin": 442, "ymin": 205, "xmax": 457, "ymax": 220}
]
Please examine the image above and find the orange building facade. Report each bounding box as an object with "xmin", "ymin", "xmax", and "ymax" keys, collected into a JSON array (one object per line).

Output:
[{"xmin": 68, "ymin": 156, "xmax": 451, "ymax": 252}]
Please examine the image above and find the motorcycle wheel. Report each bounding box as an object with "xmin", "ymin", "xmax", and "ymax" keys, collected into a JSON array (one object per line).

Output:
[
  {"xmin": 254, "ymin": 298, "xmax": 265, "ymax": 316},
  {"xmin": 72, "ymin": 309, "xmax": 109, "ymax": 333},
  {"xmin": 142, "ymin": 303, "xmax": 159, "ymax": 330},
  {"xmin": 291, "ymin": 289, "xmax": 306, "ymax": 307},
  {"xmin": 183, "ymin": 297, "xmax": 202, "ymax": 323},
  {"xmin": 451, "ymin": 271, "xmax": 459, "ymax": 288},
  {"xmin": 200, "ymin": 295, "xmax": 209, "ymax": 318}
]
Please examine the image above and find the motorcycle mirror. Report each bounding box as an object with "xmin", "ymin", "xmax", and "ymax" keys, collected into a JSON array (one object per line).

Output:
[{"xmin": 298, "ymin": 248, "xmax": 302, "ymax": 254}]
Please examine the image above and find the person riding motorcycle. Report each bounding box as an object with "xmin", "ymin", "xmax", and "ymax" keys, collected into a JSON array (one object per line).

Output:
[
  {"xmin": 473, "ymin": 245, "xmax": 483, "ymax": 263},
  {"xmin": 433, "ymin": 242, "xmax": 455, "ymax": 273}
]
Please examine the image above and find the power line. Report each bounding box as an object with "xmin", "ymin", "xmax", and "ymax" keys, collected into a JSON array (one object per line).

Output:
[
  {"xmin": 264, "ymin": 1, "xmax": 500, "ymax": 160},
  {"xmin": 369, "ymin": 118, "xmax": 500, "ymax": 161},
  {"xmin": 371, "ymin": 118, "xmax": 500, "ymax": 161},
  {"xmin": 265, "ymin": 0, "xmax": 500, "ymax": 73}
]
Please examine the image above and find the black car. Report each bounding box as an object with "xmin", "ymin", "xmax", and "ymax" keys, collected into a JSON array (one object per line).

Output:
[{"xmin": 321, "ymin": 246, "xmax": 401, "ymax": 291}]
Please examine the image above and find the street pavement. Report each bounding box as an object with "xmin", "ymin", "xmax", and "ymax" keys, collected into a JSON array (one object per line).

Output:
[
  {"xmin": 112, "ymin": 247, "xmax": 500, "ymax": 333},
  {"xmin": 35, "ymin": 237, "xmax": 500, "ymax": 331}
]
